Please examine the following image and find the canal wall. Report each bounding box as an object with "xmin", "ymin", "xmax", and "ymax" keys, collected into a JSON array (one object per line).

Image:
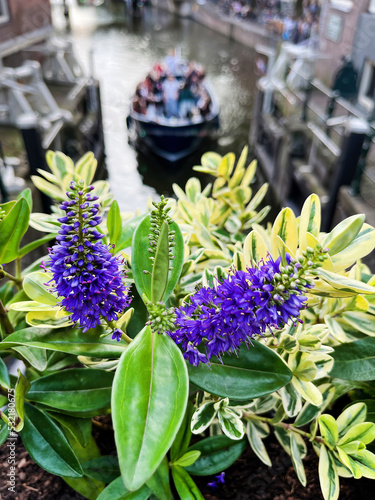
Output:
[{"xmin": 153, "ymin": 0, "xmax": 274, "ymax": 49}]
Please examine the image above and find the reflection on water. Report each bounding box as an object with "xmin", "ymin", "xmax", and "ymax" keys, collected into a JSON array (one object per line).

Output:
[{"xmin": 52, "ymin": 2, "xmax": 256, "ymax": 212}]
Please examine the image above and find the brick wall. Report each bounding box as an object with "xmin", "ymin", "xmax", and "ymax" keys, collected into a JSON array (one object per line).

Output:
[
  {"xmin": 0, "ymin": 0, "xmax": 52, "ymax": 44},
  {"xmin": 316, "ymin": 0, "xmax": 370, "ymax": 85}
]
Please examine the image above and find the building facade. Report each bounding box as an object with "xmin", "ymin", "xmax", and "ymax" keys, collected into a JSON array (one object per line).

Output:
[{"xmin": 0, "ymin": 0, "xmax": 52, "ymax": 58}]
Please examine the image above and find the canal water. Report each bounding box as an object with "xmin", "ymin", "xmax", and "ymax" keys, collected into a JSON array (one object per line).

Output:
[{"xmin": 51, "ymin": 1, "xmax": 257, "ymax": 212}]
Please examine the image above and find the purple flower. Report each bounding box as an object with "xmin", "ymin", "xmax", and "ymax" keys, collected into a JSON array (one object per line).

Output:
[
  {"xmin": 215, "ymin": 472, "xmax": 225, "ymax": 485},
  {"xmin": 112, "ymin": 328, "xmax": 123, "ymax": 342},
  {"xmin": 47, "ymin": 181, "xmax": 131, "ymax": 332},
  {"xmin": 168, "ymin": 255, "xmax": 309, "ymax": 365}
]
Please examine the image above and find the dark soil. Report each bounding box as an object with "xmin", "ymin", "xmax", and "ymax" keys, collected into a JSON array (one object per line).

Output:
[{"xmin": 0, "ymin": 421, "xmax": 373, "ymax": 500}]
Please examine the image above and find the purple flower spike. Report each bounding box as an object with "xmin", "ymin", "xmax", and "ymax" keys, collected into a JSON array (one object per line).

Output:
[
  {"xmin": 168, "ymin": 255, "xmax": 309, "ymax": 366},
  {"xmin": 215, "ymin": 472, "xmax": 225, "ymax": 485},
  {"xmin": 47, "ymin": 181, "xmax": 131, "ymax": 332}
]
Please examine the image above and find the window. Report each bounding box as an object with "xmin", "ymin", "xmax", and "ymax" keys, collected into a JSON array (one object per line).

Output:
[
  {"xmin": 0, "ymin": 0, "xmax": 9, "ymax": 25},
  {"xmin": 330, "ymin": 0, "xmax": 353, "ymax": 13},
  {"xmin": 369, "ymin": 0, "xmax": 375, "ymax": 14},
  {"xmin": 358, "ymin": 60, "xmax": 375, "ymax": 111}
]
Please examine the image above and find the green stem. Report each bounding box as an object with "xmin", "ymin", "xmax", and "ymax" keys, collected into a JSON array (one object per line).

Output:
[
  {"xmin": 107, "ymin": 319, "xmax": 132, "ymax": 344},
  {"xmin": 0, "ymin": 269, "xmax": 22, "ymax": 288},
  {"xmin": 0, "ymin": 299, "xmax": 14, "ymax": 338},
  {"xmin": 243, "ymin": 412, "xmax": 323, "ymax": 444}
]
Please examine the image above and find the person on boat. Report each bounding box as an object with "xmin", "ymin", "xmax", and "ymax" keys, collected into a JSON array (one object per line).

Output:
[
  {"xmin": 162, "ymin": 75, "xmax": 180, "ymax": 118},
  {"xmin": 179, "ymin": 82, "xmax": 196, "ymax": 119},
  {"xmin": 132, "ymin": 86, "xmax": 147, "ymax": 115},
  {"xmin": 163, "ymin": 49, "xmax": 181, "ymax": 77},
  {"xmin": 197, "ymin": 88, "xmax": 211, "ymax": 117}
]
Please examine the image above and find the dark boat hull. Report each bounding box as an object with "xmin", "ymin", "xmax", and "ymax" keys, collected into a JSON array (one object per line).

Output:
[{"xmin": 127, "ymin": 113, "xmax": 219, "ymax": 162}]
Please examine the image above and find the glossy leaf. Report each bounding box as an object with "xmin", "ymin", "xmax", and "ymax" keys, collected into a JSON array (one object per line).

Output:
[
  {"xmin": 330, "ymin": 337, "xmax": 375, "ymax": 381},
  {"xmin": 172, "ymin": 466, "xmax": 205, "ymax": 500},
  {"xmin": 319, "ymin": 445, "xmax": 339, "ymax": 500},
  {"xmin": 271, "ymin": 208, "xmax": 298, "ymax": 258},
  {"xmin": 0, "ymin": 197, "xmax": 30, "ymax": 263},
  {"xmin": 131, "ymin": 216, "xmax": 184, "ymax": 303},
  {"xmin": 112, "ymin": 326, "xmax": 188, "ymax": 491},
  {"xmin": 323, "ymin": 214, "xmax": 365, "ymax": 256},
  {"xmin": 319, "ymin": 415, "xmax": 338, "ymax": 449},
  {"xmin": 243, "ymin": 230, "xmax": 268, "ymax": 265},
  {"xmin": 279, "ymin": 382, "xmax": 302, "ymax": 418},
  {"xmin": 83, "ymin": 455, "xmax": 121, "ymax": 483},
  {"xmin": 13, "ymin": 346, "xmax": 48, "ymax": 371},
  {"xmin": 14, "ymin": 369, "xmax": 30, "ymax": 431},
  {"xmin": 290, "ymin": 433, "xmax": 307, "ymax": 486},
  {"xmin": 107, "ymin": 200, "xmax": 122, "ymax": 247},
  {"xmin": 350, "ymin": 450, "xmax": 375, "ymax": 479},
  {"xmin": 337, "ymin": 403, "xmax": 367, "ymax": 435},
  {"xmin": 338, "ymin": 423, "xmax": 375, "ymax": 446},
  {"xmin": 151, "ymin": 221, "xmax": 170, "ymax": 302},
  {"xmin": 27, "ymin": 369, "xmax": 113, "ymax": 413},
  {"xmin": 299, "ymin": 194, "xmax": 321, "ymax": 251},
  {"xmin": 23, "ymin": 272, "xmax": 58, "ymax": 305},
  {"xmin": 0, "ymin": 326, "xmax": 125, "ymax": 358},
  {"xmin": 217, "ymin": 408, "xmax": 245, "ymax": 440},
  {"xmin": 247, "ymin": 420, "xmax": 272, "ymax": 466},
  {"xmin": 146, "ymin": 456, "xmax": 172, "ymax": 500},
  {"xmin": 331, "ymin": 224, "xmax": 375, "ymax": 272},
  {"xmin": 0, "ymin": 357, "xmax": 10, "ymax": 389},
  {"xmin": 0, "ymin": 416, "xmax": 9, "ymax": 446},
  {"xmin": 173, "ymin": 451, "xmax": 201, "ymax": 468},
  {"xmin": 185, "ymin": 435, "xmax": 246, "ymax": 476},
  {"xmin": 170, "ymin": 402, "xmax": 195, "ymax": 462},
  {"xmin": 97, "ymin": 477, "xmax": 151, "ymax": 500},
  {"xmin": 191, "ymin": 401, "xmax": 217, "ymax": 434},
  {"xmin": 188, "ymin": 341, "xmax": 292, "ymax": 400},
  {"xmin": 48, "ymin": 411, "xmax": 92, "ymax": 448},
  {"xmin": 21, "ymin": 403, "xmax": 82, "ymax": 477}
]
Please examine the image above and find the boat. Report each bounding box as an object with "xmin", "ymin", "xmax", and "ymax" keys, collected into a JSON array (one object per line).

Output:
[{"xmin": 126, "ymin": 62, "xmax": 220, "ymax": 162}]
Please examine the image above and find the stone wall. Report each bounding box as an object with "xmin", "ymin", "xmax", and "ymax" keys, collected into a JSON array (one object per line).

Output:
[{"xmin": 0, "ymin": 0, "xmax": 52, "ymax": 45}]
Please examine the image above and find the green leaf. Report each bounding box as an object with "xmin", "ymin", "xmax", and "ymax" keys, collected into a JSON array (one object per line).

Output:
[
  {"xmin": 246, "ymin": 420, "xmax": 272, "ymax": 466},
  {"xmin": 112, "ymin": 326, "xmax": 188, "ymax": 491},
  {"xmin": 31, "ymin": 175, "xmax": 66, "ymax": 201},
  {"xmin": 18, "ymin": 233, "xmax": 56, "ymax": 258},
  {"xmin": 151, "ymin": 221, "xmax": 169, "ymax": 303},
  {"xmin": 146, "ymin": 456, "xmax": 172, "ymax": 500},
  {"xmin": 173, "ymin": 451, "xmax": 201, "ymax": 468},
  {"xmin": 75, "ymin": 152, "xmax": 97, "ymax": 186},
  {"xmin": 48, "ymin": 412, "xmax": 92, "ymax": 448},
  {"xmin": 341, "ymin": 311, "xmax": 375, "ymax": 336},
  {"xmin": 17, "ymin": 188, "xmax": 32, "ymax": 210},
  {"xmin": 274, "ymin": 426, "xmax": 292, "ymax": 455},
  {"xmin": 0, "ymin": 326, "xmax": 125, "ymax": 358},
  {"xmin": 23, "ymin": 272, "xmax": 58, "ymax": 305},
  {"xmin": 345, "ymin": 401, "xmax": 374, "ymax": 424},
  {"xmin": 21, "ymin": 403, "xmax": 83, "ymax": 477},
  {"xmin": 350, "ymin": 449, "xmax": 375, "ymax": 479},
  {"xmin": 191, "ymin": 401, "xmax": 217, "ymax": 434},
  {"xmin": 299, "ymin": 194, "xmax": 321, "ymax": 251},
  {"xmin": 279, "ymin": 382, "xmax": 302, "ymax": 418},
  {"xmin": 131, "ymin": 216, "xmax": 184, "ymax": 303},
  {"xmin": 185, "ymin": 435, "xmax": 246, "ymax": 476},
  {"xmin": 27, "ymin": 369, "xmax": 113, "ymax": 414},
  {"xmin": 319, "ymin": 445, "xmax": 339, "ymax": 500},
  {"xmin": 319, "ymin": 415, "xmax": 338, "ymax": 449},
  {"xmin": 97, "ymin": 477, "xmax": 151, "ymax": 500},
  {"xmin": 0, "ymin": 416, "xmax": 9, "ymax": 446},
  {"xmin": 188, "ymin": 341, "xmax": 292, "ymax": 400},
  {"xmin": 12, "ymin": 346, "xmax": 48, "ymax": 371},
  {"xmin": 217, "ymin": 408, "xmax": 245, "ymax": 440},
  {"xmin": 171, "ymin": 466, "xmax": 204, "ymax": 500},
  {"xmin": 107, "ymin": 200, "xmax": 122, "ymax": 248},
  {"xmin": 0, "ymin": 357, "xmax": 10, "ymax": 389},
  {"xmin": 337, "ymin": 422, "xmax": 375, "ymax": 446},
  {"xmin": 0, "ymin": 197, "xmax": 30, "ymax": 264},
  {"xmin": 316, "ymin": 268, "xmax": 375, "ymax": 295},
  {"xmin": 14, "ymin": 369, "xmax": 30, "ymax": 431},
  {"xmin": 170, "ymin": 402, "xmax": 195, "ymax": 462},
  {"xmin": 323, "ymin": 214, "xmax": 365, "ymax": 256},
  {"xmin": 330, "ymin": 337, "xmax": 375, "ymax": 381},
  {"xmin": 295, "ymin": 385, "xmax": 335, "ymax": 428},
  {"xmin": 115, "ymin": 215, "xmax": 144, "ymax": 253},
  {"xmin": 83, "ymin": 455, "xmax": 121, "ymax": 483},
  {"xmin": 290, "ymin": 433, "xmax": 306, "ymax": 486}
]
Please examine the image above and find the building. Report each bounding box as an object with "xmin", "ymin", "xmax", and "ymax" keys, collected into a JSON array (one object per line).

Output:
[{"xmin": 0, "ymin": 0, "xmax": 105, "ymax": 205}]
